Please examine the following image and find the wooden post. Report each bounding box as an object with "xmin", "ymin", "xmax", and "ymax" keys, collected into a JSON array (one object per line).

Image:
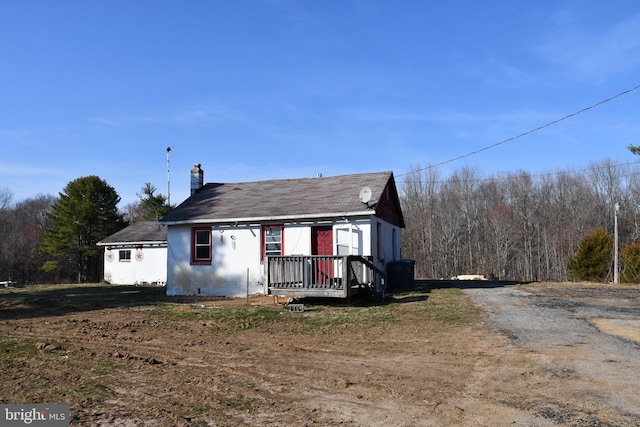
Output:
[{"xmin": 343, "ymin": 256, "xmax": 350, "ymax": 301}]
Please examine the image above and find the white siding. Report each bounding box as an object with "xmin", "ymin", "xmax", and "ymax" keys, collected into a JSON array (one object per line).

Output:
[
  {"xmin": 371, "ymin": 220, "xmax": 401, "ymax": 267},
  {"xmin": 283, "ymin": 224, "xmax": 311, "ymax": 255},
  {"xmin": 165, "ymin": 217, "xmax": 400, "ymax": 297},
  {"xmin": 166, "ymin": 224, "xmax": 264, "ymax": 297},
  {"xmin": 103, "ymin": 245, "xmax": 167, "ymax": 285}
]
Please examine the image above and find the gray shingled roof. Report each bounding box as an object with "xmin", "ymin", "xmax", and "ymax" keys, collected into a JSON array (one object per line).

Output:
[
  {"xmin": 97, "ymin": 221, "xmax": 167, "ymax": 245},
  {"xmin": 160, "ymin": 171, "xmax": 396, "ymax": 224}
]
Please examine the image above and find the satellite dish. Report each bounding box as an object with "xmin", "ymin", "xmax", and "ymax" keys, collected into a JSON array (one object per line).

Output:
[{"xmin": 359, "ymin": 186, "xmax": 372, "ymax": 204}]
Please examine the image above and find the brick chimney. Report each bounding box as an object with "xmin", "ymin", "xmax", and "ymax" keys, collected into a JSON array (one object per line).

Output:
[{"xmin": 191, "ymin": 163, "xmax": 204, "ymax": 195}]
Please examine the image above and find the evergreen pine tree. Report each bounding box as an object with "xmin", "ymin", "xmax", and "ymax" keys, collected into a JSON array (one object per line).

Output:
[
  {"xmin": 40, "ymin": 176, "xmax": 127, "ymax": 282},
  {"xmin": 137, "ymin": 183, "xmax": 172, "ymax": 221},
  {"xmin": 567, "ymin": 227, "xmax": 613, "ymax": 282}
]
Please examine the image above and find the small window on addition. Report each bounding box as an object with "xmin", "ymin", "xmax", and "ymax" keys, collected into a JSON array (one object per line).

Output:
[
  {"xmin": 119, "ymin": 250, "xmax": 131, "ymax": 262},
  {"xmin": 263, "ymin": 224, "xmax": 283, "ymax": 258},
  {"xmin": 192, "ymin": 227, "xmax": 212, "ymax": 265}
]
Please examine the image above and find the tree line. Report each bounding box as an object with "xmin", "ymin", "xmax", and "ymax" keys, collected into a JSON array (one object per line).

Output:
[
  {"xmin": 2, "ymin": 158, "xmax": 639, "ymax": 285},
  {"xmin": 0, "ymin": 178, "xmax": 170, "ymax": 285},
  {"xmin": 399, "ymin": 158, "xmax": 640, "ymax": 282}
]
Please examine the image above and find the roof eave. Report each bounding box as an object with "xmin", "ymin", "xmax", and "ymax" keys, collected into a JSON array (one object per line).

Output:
[
  {"xmin": 159, "ymin": 210, "xmax": 376, "ymax": 226},
  {"xmin": 96, "ymin": 240, "xmax": 167, "ymax": 246}
]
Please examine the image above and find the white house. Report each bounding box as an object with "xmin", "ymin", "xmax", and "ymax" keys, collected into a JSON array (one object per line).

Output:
[
  {"xmin": 97, "ymin": 221, "xmax": 167, "ymax": 285},
  {"xmin": 159, "ymin": 165, "xmax": 405, "ymax": 299}
]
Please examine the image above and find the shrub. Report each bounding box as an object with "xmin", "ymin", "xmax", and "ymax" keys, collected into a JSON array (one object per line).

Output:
[
  {"xmin": 568, "ymin": 227, "xmax": 613, "ymax": 282},
  {"xmin": 620, "ymin": 242, "xmax": 640, "ymax": 283}
]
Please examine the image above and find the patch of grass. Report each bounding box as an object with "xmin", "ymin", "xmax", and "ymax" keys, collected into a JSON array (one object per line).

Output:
[
  {"xmin": 52, "ymin": 385, "xmax": 75, "ymax": 396},
  {"xmin": 0, "ymin": 283, "xmax": 168, "ymax": 313},
  {"xmin": 150, "ymin": 303, "xmax": 224, "ymax": 321},
  {"xmin": 89, "ymin": 364, "xmax": 118, "ymax": 376},
  {"xmin": 0, "ymin": 337, "xmax": 120, "ymax": 404},
  {"xmin": 186, "ymin": 402, "xmax": 216, "ymax": 415},
  {"xmin": 219, "ymin": 393, "xmax": 253, "ymax": 411},
  {"xmin": 231, "ymin": 306, "xmax": 284, "ymax": 329},
  {"xmin": 417, "ymin": 288, "xmax": 480, "ymax": 325},
  {"xmin": 150, "ymin": 288, "xmax": 478, "ymax": 333},
  {"xmin": 294, "ymin": 304, "xmax": 399, "ymax": 329},
  {"xmin": 0, "ymin": 338, "xmax": 40, "ymax": 359},
  {"xmin": 78, "ymin": 381, "xmax": 113, "ymax": 401},
  {"xmin": 150, "ymin": 303, "xmax": 287, "ymax": 329},
  {"xmin": 52, "ymin": 381, "xmax": 113, "ymax": 400},
  {"xmin": 149, "ymin": 300, "xmax": 402, "ymax": 335}
]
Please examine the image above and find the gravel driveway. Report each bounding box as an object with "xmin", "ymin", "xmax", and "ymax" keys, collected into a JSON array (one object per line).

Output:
[{"xmin": 463, "ymin": 284, "xmax": 640, "ymax": 424}]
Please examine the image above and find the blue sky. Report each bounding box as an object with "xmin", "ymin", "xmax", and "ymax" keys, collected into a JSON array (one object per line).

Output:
[{"xmin": 2, "ymin": 1, "xmax": 640, "ymax": 207}]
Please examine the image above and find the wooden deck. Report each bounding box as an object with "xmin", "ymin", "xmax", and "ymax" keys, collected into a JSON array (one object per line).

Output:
[{"xmin": 265, "ymin": 255, "xmax": 386, "ymax": 299}]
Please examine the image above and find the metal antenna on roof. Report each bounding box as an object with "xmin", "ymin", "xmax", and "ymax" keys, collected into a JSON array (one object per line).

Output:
[{"xmin": 167, "ymin": 147, "xmax": 174, "ymax": 206}]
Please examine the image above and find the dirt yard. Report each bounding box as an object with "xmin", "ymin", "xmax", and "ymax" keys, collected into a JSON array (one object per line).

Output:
[{"xmin": 1, "ymin": 282, "xmax": 639, "ymax": 426}]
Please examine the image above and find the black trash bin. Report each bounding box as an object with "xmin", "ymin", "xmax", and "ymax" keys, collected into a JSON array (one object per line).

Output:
[{"xmin": 387, "ymin": 260, "xmax": 415, "ymax": 290}]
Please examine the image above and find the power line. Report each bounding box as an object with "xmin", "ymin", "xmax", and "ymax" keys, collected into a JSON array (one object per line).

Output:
[
  {"xmin": 427, "ymin": 160, "xmax": 640, "ymax": 185},
  {"xmin": 399, "ymin": 160, "xmax": 640, "ymax": 187},
  {"xmin": 397, "ymin": 83, "xmax": 640, "ymax": 178},
  {"xmin": 400, "ymin": 160, "xmax": 640, "ymax": 205}
]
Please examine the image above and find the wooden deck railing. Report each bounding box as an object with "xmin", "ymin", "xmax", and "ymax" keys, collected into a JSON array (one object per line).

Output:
[
  {"xmin": 265, "ymin": 255, "xmax": 386, "ymax": 299},
  {"xmin": 347, "ymin": 255, "xmax": 387, "ymax": 298}
]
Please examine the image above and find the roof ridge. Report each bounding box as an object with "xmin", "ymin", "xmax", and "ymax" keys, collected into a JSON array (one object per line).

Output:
[{"xmin": 202, "ymin": 170, "xmax": 393, "ymax": 186}]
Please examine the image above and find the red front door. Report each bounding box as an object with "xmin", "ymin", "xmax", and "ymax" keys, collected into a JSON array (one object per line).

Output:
[{"xmin": 312, "ymin": 226, "xmax": 333, "ymax": 284}]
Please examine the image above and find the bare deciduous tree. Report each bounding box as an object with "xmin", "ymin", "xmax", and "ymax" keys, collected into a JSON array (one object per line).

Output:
[
  {"xmin": 0, "ymin": 187, "xmax": 12, "ymax": 210},
  {"xmin": 0, "ymin": 194, "xmax": 56, "ymax": 284},
  {"xmin": 400, "ymin": 159, "xmax": 638, "ymax": 282}
]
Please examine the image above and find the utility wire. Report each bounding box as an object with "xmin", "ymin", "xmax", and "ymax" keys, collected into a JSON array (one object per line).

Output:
[
  {"xmin": 425, "ymin": 160, "xmax": 640, "ymax": 185},
  {"xmin": 397, "ymin": 83, "xmax": 640, "ymax": 178},
  {"xmin": 400, "ymin": 160, "xmax": 640, "ymax": 204}
]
